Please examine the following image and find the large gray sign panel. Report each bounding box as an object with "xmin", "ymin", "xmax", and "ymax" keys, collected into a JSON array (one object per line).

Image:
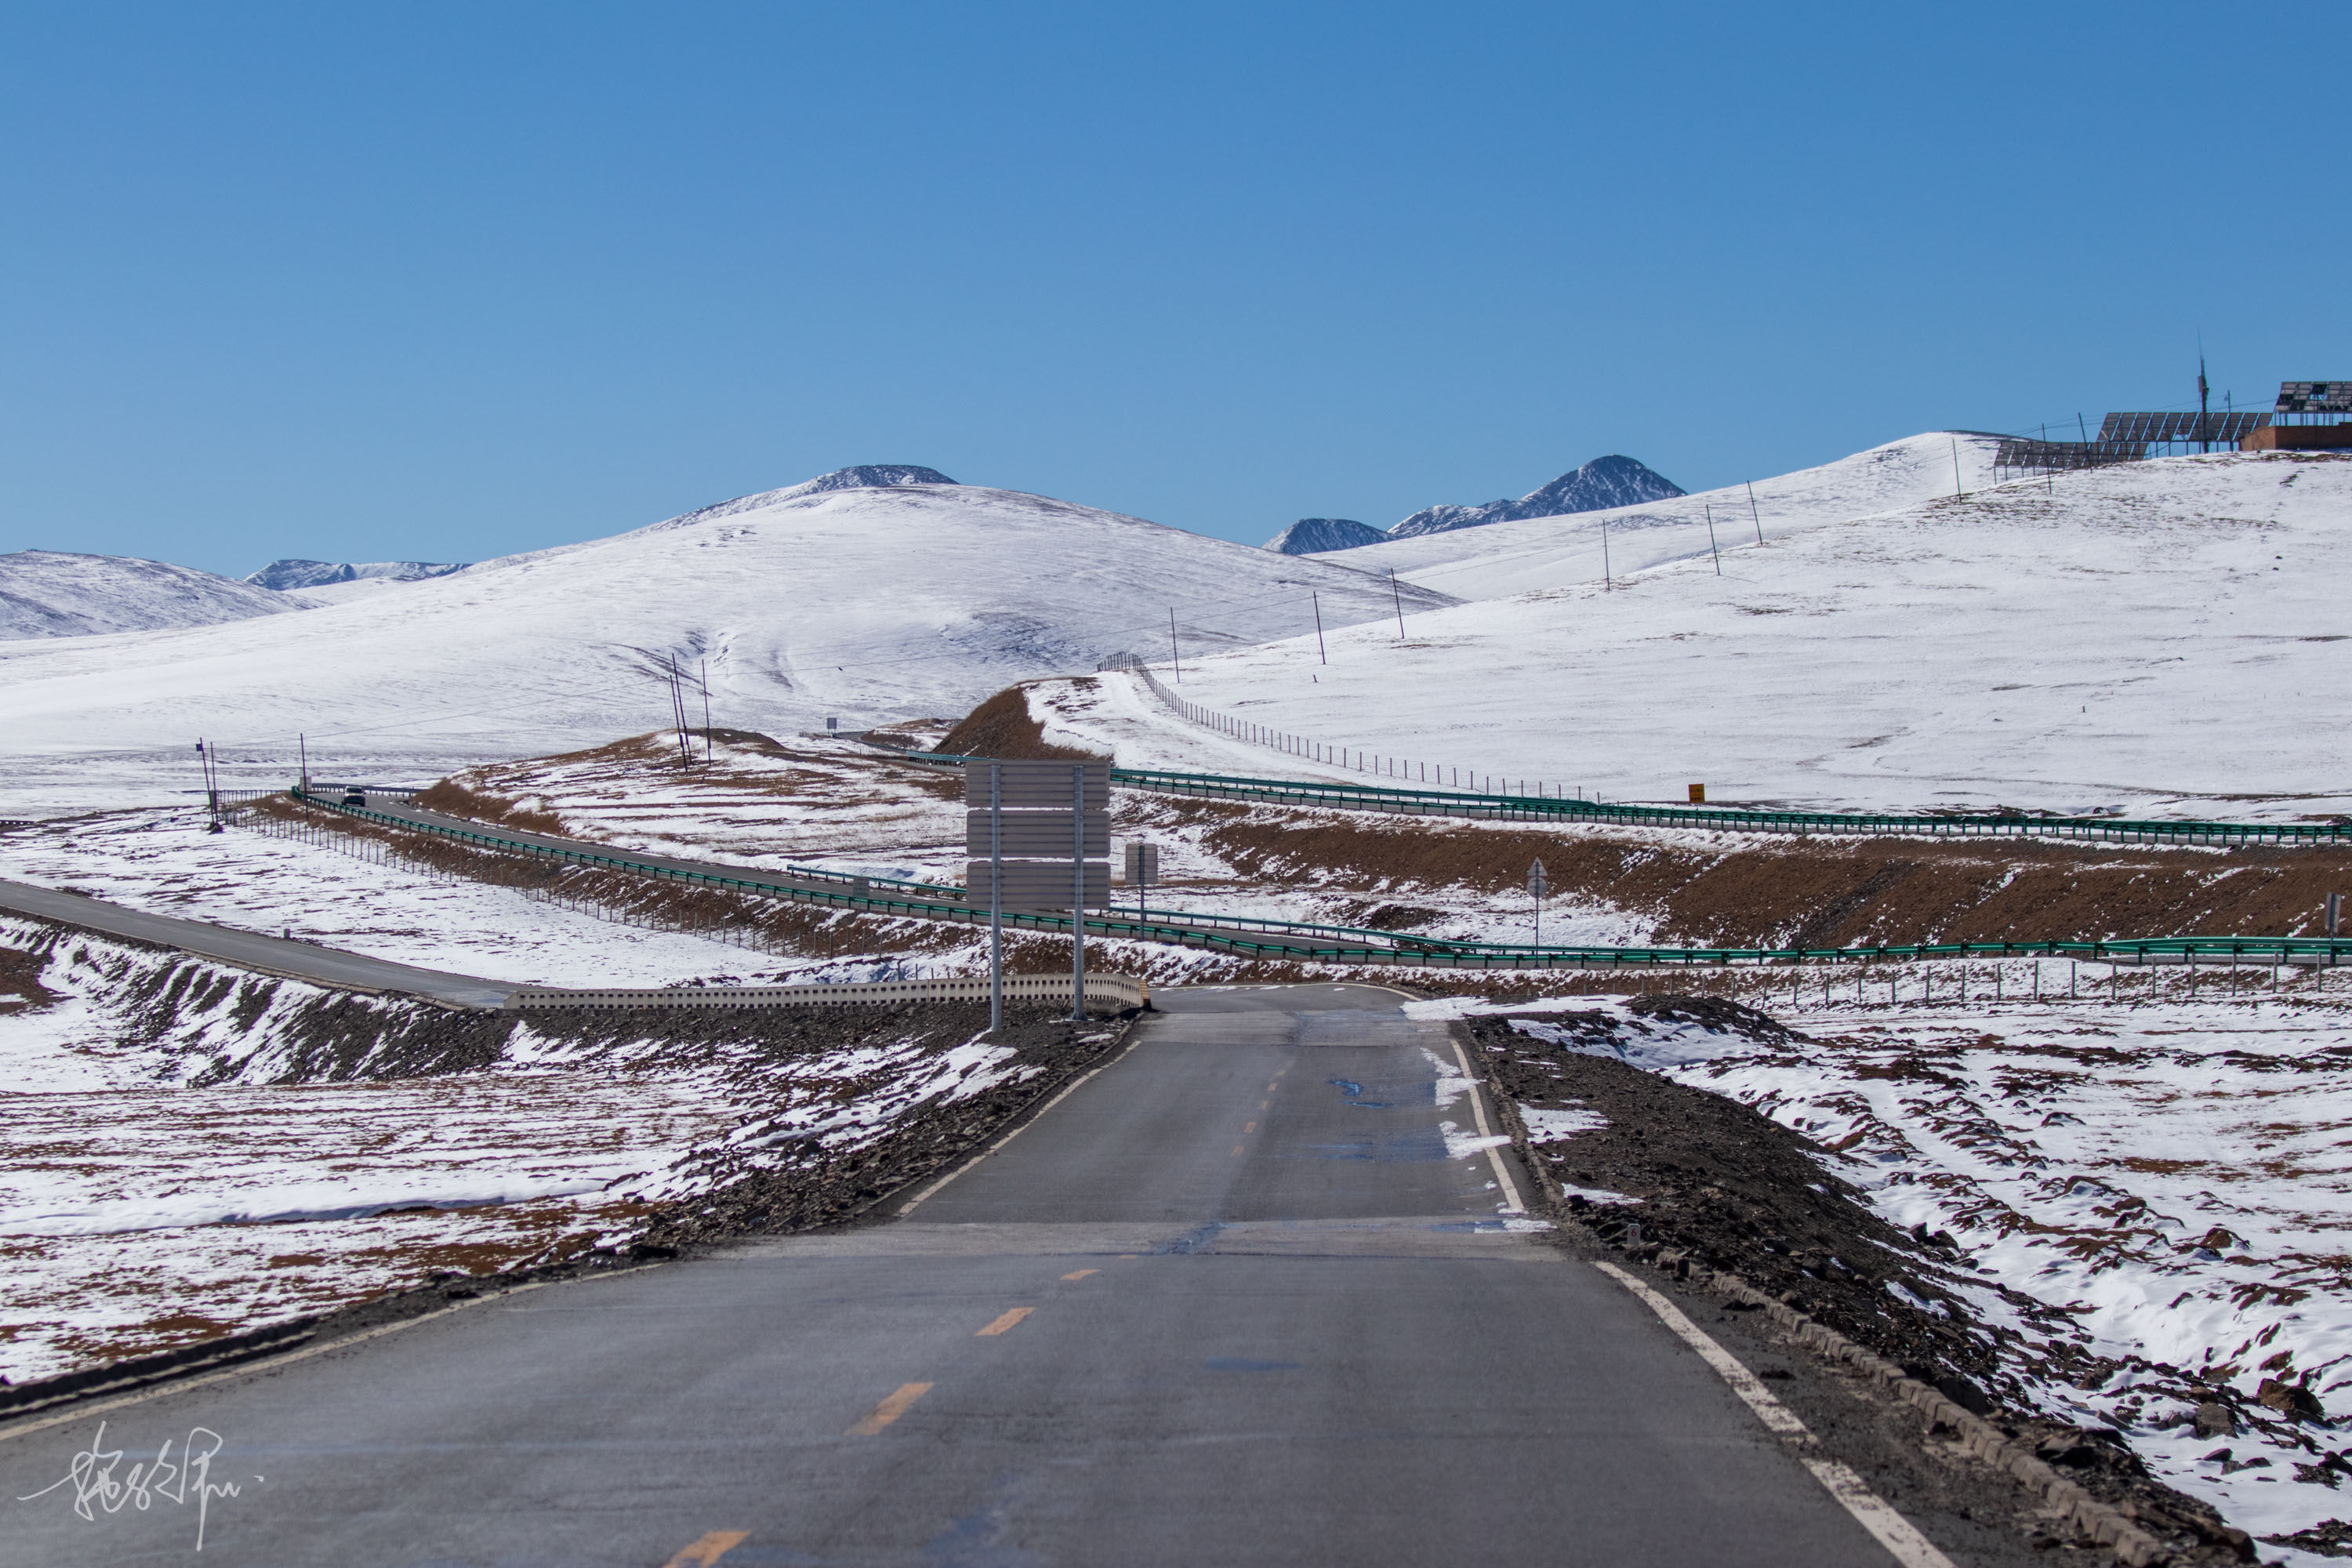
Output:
[
  {"xmin": 964, "ymin": 760, "xmax": 1110, "ymax": 811},
  {"xmin": 966, "ymin": 811, "xmax": 1110, "ymax": 858}
]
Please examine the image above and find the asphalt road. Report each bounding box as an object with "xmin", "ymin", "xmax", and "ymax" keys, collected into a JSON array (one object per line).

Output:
[
  {"xmin": 0, "ymin": 984, "xmax": 1913, "ymax": 1566},
  {"xmin": 0, "ymin": 876, "xmax": 517, "ymax": 1010}
]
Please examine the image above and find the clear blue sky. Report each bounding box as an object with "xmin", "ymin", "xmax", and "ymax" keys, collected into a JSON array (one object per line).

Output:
[{"xmin": 2, "ymin": 2, "xmax": 2343, "ymax": 577}]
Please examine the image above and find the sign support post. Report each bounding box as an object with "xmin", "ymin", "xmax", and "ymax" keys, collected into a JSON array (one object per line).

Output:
[
  {"xmin": 989, "ymin": 764, "xmax": 1003, "ymax": 1035},
  {"xmin": 1071, "ymin": 763, "xmax": 1086, "ymax": 1022}
]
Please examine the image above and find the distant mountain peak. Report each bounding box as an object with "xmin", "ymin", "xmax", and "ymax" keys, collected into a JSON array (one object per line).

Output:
[
  {"xmin": 1388, "ymin": 456, "xmax": 1685, "ymax": 539},
  {"xmin": 1264, "ymin": 517, "xmax": 1388, "ymax": 555},
  {"xmin": 800, "ymin": 465, "xmax": 957, "ymax": 492},
  {"xmin": 668, "ymin": 466, "xmax": 963, "ymax": 528},
  {"xmin": 244, "ymin": 559, "xmax": 468, "ymax": 591}
]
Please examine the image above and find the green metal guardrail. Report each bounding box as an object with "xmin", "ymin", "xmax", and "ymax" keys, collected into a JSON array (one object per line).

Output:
[
  {"xmin": 872, "ymin": 746, "xmax": 2350, "ymax": 849},
  {"xmin": 282, "ymin": 788, "xmax": 2350, "ymax": 971}
]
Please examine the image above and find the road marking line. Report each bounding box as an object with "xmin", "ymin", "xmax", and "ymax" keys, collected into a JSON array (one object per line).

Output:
[
  {"xmin": 976, "ymin": 1308, "xmax": 1033, "ymax": 1336},
  {"xmin": 1265, "ymin": 1081, "xmax": 1278, "ymax": 1091},
  {"xmin": 1230, "ymin": 1145, "xmax": 1245, "ymax": 1156},
  {"xmin": 1061, "ymin": 1269, "xmax": 1098, "ymax": 1280},
  {"xmin": 895, "ymin": 1028, "xmax": 1148, "ymax": 1215},
  {"xmin": 1243, "ymin": 1120, "xmax": 1256, "ymax": 1133},
  {"xmin": 660, "ymin": 1531, "xmax": 750, "ymax": 1567},
  {"xmin": 1595, "ymin": 1261, "xmax": 1955, "ymax": 1568},
  {"xmin": 1446, "ymin": 1034, "xmax": 1526, "ymax": 1213},
  {"xmin": 1259, "ymin": 1099, "xmax": 1270, "ymax": 1109},
  {"xmin": 847, "ymin": 1382, "xmax": 933, "ymax": 1436}
]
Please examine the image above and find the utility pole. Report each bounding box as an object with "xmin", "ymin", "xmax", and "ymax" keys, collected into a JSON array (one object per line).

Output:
[
  {"xmin": 1312, "ymin": 591, "xmax": 1327, "ymax": 664},
  {"xmin": 1169, "ymin": 609, "xmax": 1181, "ymax": 682},
  {"xmin": 1704, "ymin": 504, "xmax": 1722, "ymax": 575},
  {"xmin": 2198, "ymin": 351, "xmax": 2212, "ymax": 453},
  {"xmin": 1600, "ymin": 517, "xmax": 1611, "ymax": 590},
  {"xmin": 1746, "ymin": 481, "xmax": 1763, "ymax": 545},
  {"xmin": 1951, "ymin": 437, "xmax": 1965, "ymax": 499},
  {"xmin": 1528, "ymin": 858, "xmax": 1547, "ymax": 949},
  {"xmin": 298, "ymin": 732, "xmax": 309, "ymax": 793},
  {"xmin": 700, "ymin": 657, "xmax": 713, "ymax": 764},
  {"xmin": 1388, "ymin": 569, "xmax": 1405, "ymax": 640}
]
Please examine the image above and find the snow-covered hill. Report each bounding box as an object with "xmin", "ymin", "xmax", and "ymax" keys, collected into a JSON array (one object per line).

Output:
[
  {"xmin": 0, "ymin": 550, "xmax": 299, "ymax": 641},
  {"xmin": 1036, "ymin": 448, "xmax": 2352, "ymax": 818},
  {"xmin": 1264, "ymin": 517, "xmax": 1386, "ymax": 554},
  {"xmin": 1388, "ymin": 455, "xmax": 1686, "ymax": 540},
  {"xmin": 0, "ymin": 470, "xmax": 1455, "ymax": 810},
  {"xmin": 1334, "ymin": 432, "xmax": 1998, "ymax": 600}
]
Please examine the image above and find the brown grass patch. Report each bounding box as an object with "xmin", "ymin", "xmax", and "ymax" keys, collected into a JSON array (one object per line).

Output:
[{"xmin": 414, "ymin": 780, "xmax": 567, "ymax": 835}]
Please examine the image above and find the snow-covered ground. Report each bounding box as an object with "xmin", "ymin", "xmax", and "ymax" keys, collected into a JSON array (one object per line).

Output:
[
  {"xmin": 1036, "ymin": 450, "xmax": 2352, "ymax": 818},
  {"xmin": 0, "ymin": 807, "xmax": 756, "ymax": 990},
  {"xmin": 1410, "ymin": 977, "xmax": 2352, "ymax": 1563},
  {"xmin": 0, "ymin": 472, "xmax": 1453, "ymax": 816},
  {"xmin": 0, "ymin": 913, "xmax": 1054, "ymax": 1387}
]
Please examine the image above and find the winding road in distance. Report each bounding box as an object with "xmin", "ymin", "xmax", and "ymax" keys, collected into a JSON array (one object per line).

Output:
[{"xmin": 0, "ymin": 985, "xmax": 1951, "ymax": 1566}]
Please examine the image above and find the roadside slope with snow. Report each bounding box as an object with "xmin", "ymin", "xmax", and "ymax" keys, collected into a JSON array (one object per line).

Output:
[
  {"xmin": 0, "ymin": 475, "xmax": 1454, "ymax": 810},
  {"xmin": 1039, "ymin": 450, "xmax": 2352, "ymax": 818}
]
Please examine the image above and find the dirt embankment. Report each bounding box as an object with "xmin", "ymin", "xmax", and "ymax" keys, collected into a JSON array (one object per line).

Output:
[
  {"xmin": 1472, "ymin": 996, "xmax": 2257, "ymax": 1563},
  {"xmin": 938, "ymin": 683, "xmax": 1108, "ymax": 760},
  {"xmin": 1168, "ymin": 797, "xmax": 2352, "ymax": 946}
]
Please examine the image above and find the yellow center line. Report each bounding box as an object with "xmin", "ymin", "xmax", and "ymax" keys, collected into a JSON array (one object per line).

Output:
[
  {"xmin": 1243, "ymin": 1120, "xmax": 1256, "ymax": 1134},
  {"xmin": 661, "ymin": 1533, "xmax": 750, "ymax": 1568},
  {"xmin": 846, "ymin": 1382, "xmax": 933, "ymax": 1436},
  {"xmin": 1061, "ymin": 1268, "xmax": 1098, "ymax": 1280},
  {"xmin": 1265, "ymin": 1080, "xmax": 1279, "ymax": 1091},
  {"xmin": 977, "ymin": 1308, "xmax": 1034, "ymax": 1336},
  {"xmin": 1259, "ymin": 1099, "xmax": 1270, "ymax": 1110}
]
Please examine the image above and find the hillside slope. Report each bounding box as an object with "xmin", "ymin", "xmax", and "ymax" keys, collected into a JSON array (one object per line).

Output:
[
  {"xmin": 0, "ymin": 474, "xmax": 1454, "ymax": 808},
  {"xmin": 1037, "ymin": 449, "xmax": 2352, "ymax": 818},
  {"xmin": 1333, "ymin": 432, "xmax": 2000, "ymax": 600},
  {"xmin": 0, "ymin": 550, "xmax": 299, "ymax": 640}
]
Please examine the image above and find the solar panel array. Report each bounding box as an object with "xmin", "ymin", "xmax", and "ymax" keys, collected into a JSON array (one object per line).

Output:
[
  {"xmin": 2098, "ymin": 411, "xmax": 2270, "ymax": 443},
  {"xmin": 2278, "ymin": 382, "xmax": 2352, "ymax": 414},
  {"xmin": 1994, "ymin": 439, "xmax": 2147, "ymax": 475}
]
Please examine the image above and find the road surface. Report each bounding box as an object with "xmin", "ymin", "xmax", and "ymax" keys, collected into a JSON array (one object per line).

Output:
[
  {"xmin": 0, "ymin": 876, "xmax": 515, "ymax": 1010},
  {"xmin": 0, "ymin": 984, "xmax": 1919, "ymax": 1566}
]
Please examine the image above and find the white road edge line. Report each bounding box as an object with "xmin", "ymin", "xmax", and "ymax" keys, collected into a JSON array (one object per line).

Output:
[
  {"xmin": 1446, "ymin": 1035, "xmax": 1527, "ymax": 1214},
  {"xmin": 1594, "ymin": 1259, "xmax": 1956, "ymax": 1568},
  {"xmin": 896, "ymin": 1027, "xmax": 1148, "ymax": 1217},
  {"xmin": 0, "ymin": 1274, "xmax": 586, "ymax": 1446}
]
